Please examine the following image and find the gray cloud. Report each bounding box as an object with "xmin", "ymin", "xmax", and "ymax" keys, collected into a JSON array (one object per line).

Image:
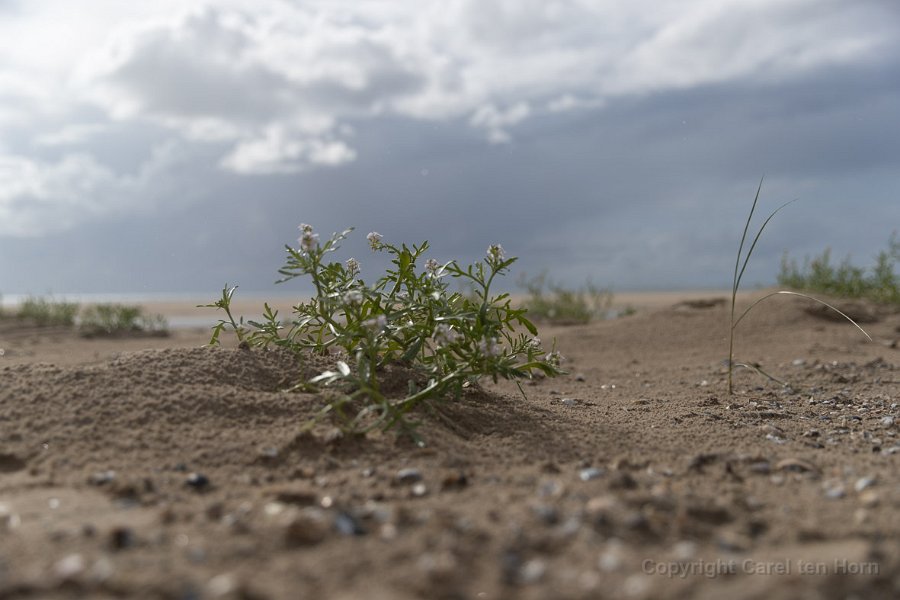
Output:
[{"xmin": 0, "ymin": 0, "xmax": 898, "ymax": 294}]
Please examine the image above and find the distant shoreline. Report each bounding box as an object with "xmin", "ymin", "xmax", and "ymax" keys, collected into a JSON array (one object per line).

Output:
[{"xmin": 4, "ymin": 289, "xmax": 743, "ymax": 330}]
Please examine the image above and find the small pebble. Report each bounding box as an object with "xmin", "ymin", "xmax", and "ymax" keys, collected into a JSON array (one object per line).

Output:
[
  {"xmin": 673, "ymin": 540, "xmax": 698, "ymax": 560},
  {"xmin": 0, "ymin": 503, "xmax": 20, "ymax": 531},
  {"xmin": 411, "ymin": 482, "xmax": 428, "ymax": 497},
  {"xmin": 89, "ymin": 557, "xmax": 114, "ymax": 583},
  {"xmin": 518, "ymin": 559, "xmax": 546, "ymax": 584},
  {"xmin": 532, "ymin": 504, "xmax": 560, "ymax": 525},
  {"xmin": 881, "ymin": 416, "xmax": 895, "ymax": 428},
  {"xmin": 774, "ymin": 458, "xmax": 819, "ymax": 475},
  {"xmin": 417, "ymin": 551, "xmax": 458, "ymax": 580},
  {"xmin": 441, "ymin": 472, "xmax": 468, "ymax": 490},
  {"xmin": 538, "ymin": 480, "xmax": 565, "ymax": 498},
  {"xmin": 87, "ymin": 470, "xmax": 116, "ymax": 486},
  {"xmin": 54, "ymin": 554, "xmax": 85, "ymax": 579},
  {"xmin": 284, "ymin": 510, "xmax": 330, "ymax": 547},
  {"xmin": 854, "ymin": 476, "xmax": 876, "ymax": 492},
  {"xmin": 396, "ymin": 468, "xmax": 423, "ymax": 484},
  {"xmin": 109, "ymin": 526, "xmax": 135, "ymax": 551},
  {"xmin": 823, "ymin": 483, "xmax": 846, "ymax": 500},
  {"xmin": 560, "ymin": 398, "xmax": 579, "ymax": 407},
  {"xmin": 268, "ymin": 485, "xmax": 317, "ymax": 507},
  {"xmin": 598, "ymin": 547, "xmax": 623, "ymax": 572},
  {"xmin": 859, "ymin": 489, "xmax": 880, "ymax": 507},
  {"xmin": 258, "ymin": 447, "xmax": 279, "ymax": 460},
  {"xmin": 717, "ymin": 532, "xmax": 747, "ymax": 552},
  {"xmin": 334, "ymin": 511, "xmax": 366, "ymax": 536},
  {"xmin": 207, "ymin": 573, "xmax": 238, "ymax": 598},
  {"xmin": 747, "ymin": 461, "xmax": 771, "ymax": 474},
  {"xmin": 186, "ymin": 473, "xmax": 210, "ymax": 491},
  {"xmin": 579, "ymin": 468, "xmax": 605, "ymax": 482}
]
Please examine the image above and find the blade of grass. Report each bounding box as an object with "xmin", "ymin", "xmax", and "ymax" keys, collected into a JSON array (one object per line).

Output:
[
  {"xmin": 732, "ymin": 290, "xmax": 872, "ymax": 340},
  {"xmin": 728, "ymin": 182, "xmax": 872, "ymax": 394}
]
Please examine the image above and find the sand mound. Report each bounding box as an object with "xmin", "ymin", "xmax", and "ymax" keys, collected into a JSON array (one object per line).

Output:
[{"xmin": 0, "ymin": 295, "xmax": 898, "ymax": 599}]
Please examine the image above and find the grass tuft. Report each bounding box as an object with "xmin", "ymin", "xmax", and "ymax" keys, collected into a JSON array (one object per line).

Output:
[
  {"xmin": 518, "ymin": 271, "xmax": 613, "ymax": 325},
  {"xmin": 16, "ymin": 297, "xmax": 80, "ymax": 327},
  {"xmin": 727, "ymin": 179, "xmax": 871, "ymax": 394},
  {"xmin": 778, "ymin": 234, "xmax": 900, "ymax": 305},
  {"xmin": 78, "ymin": 304, "xmax": 169, "ymax": 338}
]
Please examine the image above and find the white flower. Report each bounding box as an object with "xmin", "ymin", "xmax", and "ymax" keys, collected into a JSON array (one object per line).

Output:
[
  {"xmin": 297, "ymin": 224, "xmax": 319, "ymax": 253},
  {"xmin": 299, "ymin": 232, "xmax": 319, "ymax": 253},
  {"xmin": 364, "ymin": 314, "xmax": 387, "ymax": 331},
  {"xmin": 343, "ymin": 289, "xmax": 363, "ymax": 305},
  {"xmin": 367, "ymin": 231, "xmax": 383, "ymax": 250},
  {"xmin": 479, "ymin": 336, "xmax": 502, "ymax": 357},
  {"xmin": 425, "ymin": 258, "xmax": 444, "ymax": 279},
  {"xmin": 545, "ymin": 350, "xmax": 563, "ymax": 367},
  {"xmin": 487, "ymin": 244, "xmax": 506, "ymax": 263},
  {"xmin": 345, "ymin": 257, "xmax": 360, "ymax": 276},
  {"xmin": 433, "ymin": 324, "xmax": 459, "ymax": 346},
  {"xmin": 527, "ymin": 337, "xmax": 542, "ymax": 350}
]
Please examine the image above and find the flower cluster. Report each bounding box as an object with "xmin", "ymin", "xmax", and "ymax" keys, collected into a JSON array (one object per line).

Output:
[
  {"xmin": 298, "ymin": 223, "xmax": 319, "ymax": 254},
  {"xmin": 433, "ymin": 323, "xmax": 459, "ymax": 346},
  {"xmin": 478, "ymin": 336, "xmax": 502, "ymax": 357},
  {"xmin": 343, "ymin": 289, "xmax": 363, "ymax": 305},
  {"xmin": 486, "ymin": 244, "xmax": 506, "ymax": 265},
  {"xmin": 424, "ymin": 258, "xmax": 441, "ymax": 277},
  {"xmin": 364, "ymin": 314, "xmax": 387, "ymax": 331}
]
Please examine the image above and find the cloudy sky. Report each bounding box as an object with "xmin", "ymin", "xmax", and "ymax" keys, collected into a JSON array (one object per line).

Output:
[{"xmin": 1, "ymin": 0, "xmax": 898, "ymax": 297}]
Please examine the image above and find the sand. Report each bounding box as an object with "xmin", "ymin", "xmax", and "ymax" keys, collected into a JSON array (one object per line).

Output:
[{"xmin": 0, "ymin": 290, "xmax": 898, "ymax": 599}]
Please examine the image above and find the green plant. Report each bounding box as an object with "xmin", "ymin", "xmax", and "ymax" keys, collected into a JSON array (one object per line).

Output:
[
  {"xmin": 78, "ymin": 304, "xmax": 169, "ymax": 338},
  {"xmin": 17, "ymin": 297, "xmax": 80, "ymax": 327},
  {"xmin": 518, "ymin": 271, "xmax": 612, "ymax": 324},
  {"xmin": 728, "ymin": 180, "xmax": 872, "ymax": 394},
  {"xmin": 205, "ymin": 225, "xmax": 562, "ymax": 436},
  {"xmin": 778, "ymin": 233, "xmax": 900, "ymax": 304}
]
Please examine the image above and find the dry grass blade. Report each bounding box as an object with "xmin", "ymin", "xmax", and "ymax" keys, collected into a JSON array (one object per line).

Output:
[{"xmin": 732, "ymin": 290, "xmax": 873, "ymax": 340}]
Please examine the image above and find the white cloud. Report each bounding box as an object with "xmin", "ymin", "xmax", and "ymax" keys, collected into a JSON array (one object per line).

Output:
[
  {"xmin": 0, "ymin": 141, "xmax": 192, "ymax": 237},
  {"xmin": 0, "ymin": 153, "xmax": 119, "ymax": 236},
  {"xmin": 604, "ymin": 0, "xmax": 890, "ymax": 94},
  {"xmin": 219, "ymin": 125, "xmax": 357, "ymax": 174},
  {"xmin": 35, "ymin": 123, "xmax": 107, "ymax": 147},
  {"xmin": 469, "ymin": 102, "xmax": 531, "ymax": 144}
]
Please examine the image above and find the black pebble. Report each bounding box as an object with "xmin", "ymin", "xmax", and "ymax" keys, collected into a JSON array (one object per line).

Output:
[{"xmin": 186, "ymin": 472, "xmax": 210, "ymax": 490}]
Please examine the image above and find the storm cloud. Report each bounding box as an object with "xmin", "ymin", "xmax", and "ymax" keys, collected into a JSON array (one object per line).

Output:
[{"xmin": 1, "ymin": 0, "xmax": 898, "ymax": 294}]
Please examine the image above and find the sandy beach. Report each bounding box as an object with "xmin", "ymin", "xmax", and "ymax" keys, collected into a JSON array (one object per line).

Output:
[{"xmin": 1, "ymin": 290, "xmax": 898, "ymax": 598}]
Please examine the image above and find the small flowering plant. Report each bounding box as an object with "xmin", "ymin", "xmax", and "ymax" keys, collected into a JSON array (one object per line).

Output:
[{"xmin": 205, "ymin": 225, "xmax": 561, "ymax": 435}]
